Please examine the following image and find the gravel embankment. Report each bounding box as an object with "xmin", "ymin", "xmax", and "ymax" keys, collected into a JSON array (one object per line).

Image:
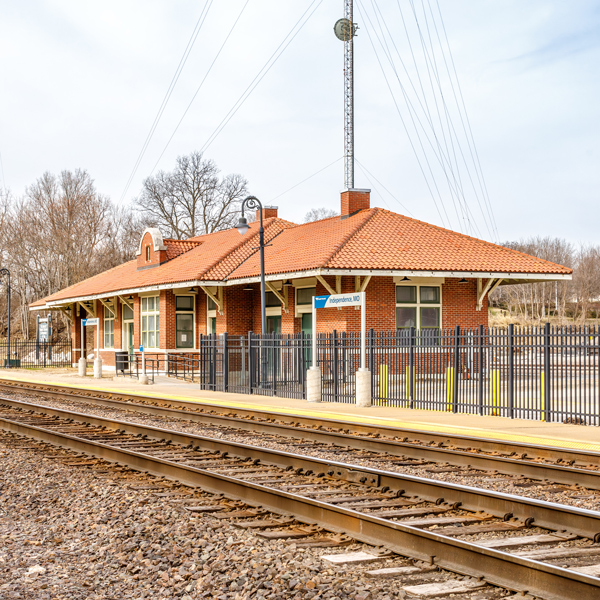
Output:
[{"xmin": 0, "ymin": 435, "xmax": 466, "ymax": 600}]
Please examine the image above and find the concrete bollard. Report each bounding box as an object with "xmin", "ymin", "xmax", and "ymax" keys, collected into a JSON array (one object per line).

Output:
[
  {"xmin": 356, "ymin": 368, "xmax": 372, "ymax": 407},
  {"xmin": 306, "ymin": 367, "xmax": 322, "ymax": 403},
  {"xmin": 139, "ymin": 374, "xmax": 149, "ymax": 385},
  {"xmin": 78, "ymin": 357, "xmax": 86, "ymax": 377},
  {"xmin": 93, "ymin": 357, "xmax": 103, "ymax": 379}
]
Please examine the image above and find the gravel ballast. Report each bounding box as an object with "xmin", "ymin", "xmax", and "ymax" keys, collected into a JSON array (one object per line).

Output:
[{"xmin": 0, "ymin": 433, "xmax": 477, "ymax": 600}]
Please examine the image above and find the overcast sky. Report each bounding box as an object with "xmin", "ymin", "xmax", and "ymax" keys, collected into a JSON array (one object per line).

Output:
[{"xmin": 1, "ymin": 1, "xmax": 599, "ymax": 245}]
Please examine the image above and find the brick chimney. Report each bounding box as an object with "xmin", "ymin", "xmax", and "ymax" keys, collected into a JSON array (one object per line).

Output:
[
  {"xmin": 257, "ymin": 205, "xmax": 278, "ymax": 220},
  {"xmin": 341, "ymin": 189, "xmax": 370, "ymax": 216}
]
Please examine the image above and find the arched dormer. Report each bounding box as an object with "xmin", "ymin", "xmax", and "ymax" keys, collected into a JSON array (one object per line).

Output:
[{"xmin": 137, "ymin": 228, "xmax": 168, "ymax": 270}]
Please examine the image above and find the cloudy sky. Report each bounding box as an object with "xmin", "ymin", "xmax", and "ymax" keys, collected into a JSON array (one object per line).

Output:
[{"xmin": 1, "ymin": 1, "xmax": 599, "ymax": 244}]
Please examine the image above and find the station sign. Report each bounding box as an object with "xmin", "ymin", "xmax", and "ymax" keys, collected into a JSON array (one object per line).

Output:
[
  {"xmin": 82, "ymin": 318, "xmax": 99, "ymax": 326},
  {"xmin": 38, "ymin": 321, "xmax": 49, "ymax": 342},
  {"xmin": 313, "ymin": 293, "xmax": 362, "ymax": 309}
]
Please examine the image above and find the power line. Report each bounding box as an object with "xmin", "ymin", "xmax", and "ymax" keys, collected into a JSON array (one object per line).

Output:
[
  {"xmin": 355, "ymin": 158, "xmax": 414, "ymax": 216},
  {"xmin": 270, "ymin": 156, "xmax": 343, "ymax": 203},
  {"xmin": 149, "ymin": 0, "xmax": 252, "ymax": 174},
  {"xmin": 119, "ymin": 0, "xmax": 214, "ymax": 203},
  {"xmin": 197, "ymin": 0, "xmax": 323, "ymax": 157}
]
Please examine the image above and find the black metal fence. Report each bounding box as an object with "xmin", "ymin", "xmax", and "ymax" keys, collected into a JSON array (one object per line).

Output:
[
  {"xmin": 176, "ymin": 326, "xmax": 600, "ymax": 425},
  {"xmin": 0, "ymin": 339, "xmax": 73, "ymax": 369}
]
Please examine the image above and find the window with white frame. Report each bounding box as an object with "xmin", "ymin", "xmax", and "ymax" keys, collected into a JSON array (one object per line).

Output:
[
  {"xmin": 141, "ymin": 296, "xmax": 160, "ymax": 348},
  {"xmin": 396, "ymin": 285, "xmax": 441, "ymax": 333},
  {"xmin": 103, "ymin": 305, "xmax": 114, "ymax": 349},
  {"xmin": 176, "ymin": 296, "xmax": 194, "ymax": 348},
  {"xmin": 296, "ymin": 287, "xmax": 316, "ymax": 307}
]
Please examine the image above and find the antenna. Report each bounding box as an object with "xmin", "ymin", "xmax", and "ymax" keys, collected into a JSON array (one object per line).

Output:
[{"xmin": 334, "ymin": 1, "xmax": 358, "ymax": 190}]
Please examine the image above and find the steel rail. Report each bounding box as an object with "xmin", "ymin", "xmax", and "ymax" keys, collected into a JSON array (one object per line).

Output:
[
  {"xmin": 2, "ymin": 396, "xmax": 600, "ymax": 542},
  {"xmin": 2, "ymin": 381, "xmax": 600, "ymax": 490},
  {"xmin": 0, "ymin": 378, "xmax": 597, "ymax": 467},
  {"xmin": 0, "ymin": 412, "xmax": 599, "ymax": 600}
]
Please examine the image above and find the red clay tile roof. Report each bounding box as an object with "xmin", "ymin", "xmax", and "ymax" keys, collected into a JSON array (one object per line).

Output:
[
  {"xmin": 31, "ymin": 208, "xmax": 571, "ymax": 308},
  {"xmin": 226, "ymin": 208, "xmax": 572, "ymax": 279},
  {"xmin": 164, "ymin": 239, "xmax": 202, "ymax": 260}
]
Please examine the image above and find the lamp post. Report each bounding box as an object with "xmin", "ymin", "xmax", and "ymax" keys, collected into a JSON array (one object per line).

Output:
[
  {"xmin": 0, "ymin": 269, "xmax": 11, "ymax": 368},
  {"xmin": 236, "ymin": 196, "xmax": 267, "ymax": 386}
]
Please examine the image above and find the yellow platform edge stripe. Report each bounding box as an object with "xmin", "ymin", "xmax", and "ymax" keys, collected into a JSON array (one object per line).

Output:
[{"xmin": 1, "ymin": 373, "xmax": 599, "ymax": 454}]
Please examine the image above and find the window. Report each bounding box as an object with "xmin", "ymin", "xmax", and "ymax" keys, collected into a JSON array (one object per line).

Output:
[
  {"xmin": 207, "ymin": 296, "xmax": 216, "ymax": 311},
  {"xmin": 396, "ymin": 285, "xmax": 441, "ymax": 333},
  {"xmin": 146, "ymin": 245, "xmax": 150, "ymax": 261},
  {"xmin": 103, "ymin": 305, "xmax": 114, "ymax": 349},
  {"xmin": 296, "ymin": 287, "xmax": 316, "ymax": 305},
  {"xmin": 266, "ymin": 291, "xmax": 280, "ymax": 307},
  {"xmin": 176, "ymin": 296, "xmax": 194, "ymax": 348},
  {"xmin": 141, "ymin": 296, "xmax": 160, "ymax": 348},
  {"xmin": 122, "ymin": 304, "xmax": 133, "ymax": 321}
]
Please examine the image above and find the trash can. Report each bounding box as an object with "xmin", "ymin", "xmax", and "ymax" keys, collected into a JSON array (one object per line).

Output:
[{"xmin": 115, "ymin": 351, "xmax": 129, "ymax": 373}]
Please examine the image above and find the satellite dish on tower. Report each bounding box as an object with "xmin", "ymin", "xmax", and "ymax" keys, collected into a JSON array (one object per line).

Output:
[{"xmin": 334, "ymin": 18, "xmax": 356, "ymax": 42}]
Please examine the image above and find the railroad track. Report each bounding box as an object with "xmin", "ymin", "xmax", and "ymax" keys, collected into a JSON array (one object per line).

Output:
[
  {"xmin": 2, "ymin": 377, "xmax": 600, "ymax": 492},
  {"xmin": 1, "ymin": 397, "xmax": 600, "ymax": 599}
]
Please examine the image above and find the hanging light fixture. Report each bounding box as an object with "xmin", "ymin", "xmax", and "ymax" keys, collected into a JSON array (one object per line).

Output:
[
  {"xmin": 459, "ymin": 278, "xmax": 469, "ymax": 284},
  {"xmin": 243, "ymin": 285, "xmax": 253, "ymax": 291},
  {"xmin": 401, "ymin": 276, "xmax": 410, "ymax": 281}
]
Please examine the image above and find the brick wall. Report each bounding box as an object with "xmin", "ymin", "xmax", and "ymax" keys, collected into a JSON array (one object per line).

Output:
[{"xmin": 341, "ymin": 189, "xmax": 370, "ymax": 216}]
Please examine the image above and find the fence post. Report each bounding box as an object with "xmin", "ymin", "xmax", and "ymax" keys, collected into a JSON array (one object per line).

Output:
[
  {"xmin": 369, "ymin": 328, "xmax": 374, "ymax": 402},
  {"xmin": 477, "ymin": 324, "xmax": 484, "ymax": 416},
  {"xmin": 409, "ymin": 326, "xmax": 415, "ymax": 408},
  {"xmin": 452, "ymin": 325, "xmax": 460, "ymax": 413},
  {"xmin": 248, "ymin": 332, "xmax": 254, "ymax": 393},
  {"xmin": 508, "ymin": 323, "xmax": 514, "ymax": 418},
  {"xmin": 543, "ymin": 322, "xmax": 551, "ymax": 422},
  {"xmin": 223, "ymin": 332, "xmax": 229, "ymax": 392}
]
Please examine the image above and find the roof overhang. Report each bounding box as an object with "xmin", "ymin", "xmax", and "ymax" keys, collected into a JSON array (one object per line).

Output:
[{"xmin": 30, "ymin": 268, "xmax": 571, "ymax": 312}]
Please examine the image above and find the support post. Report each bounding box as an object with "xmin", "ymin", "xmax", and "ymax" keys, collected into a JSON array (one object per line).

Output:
[
  {"xmin": 356, "ymin": 291, "xmax": 371, "ymax": 407},
  {"xmin": 452, "ymin": 325, "xmax": 460, "ymax": 413},
  {"xmin": 543, "ymin": 322, "xmax": 551, "ymax": 422},
  {"xmin": 508, "ymin": 323, "xmax": 514, "ymax": 418}
]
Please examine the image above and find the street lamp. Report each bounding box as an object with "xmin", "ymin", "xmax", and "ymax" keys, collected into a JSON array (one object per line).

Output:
[
  {"xmin": 236, "ymin": 196, "xmax": 267, "ymax": 386},
  {"xmin": 0, "ymin": 269, "xmax": 11, "ymax": 369}
]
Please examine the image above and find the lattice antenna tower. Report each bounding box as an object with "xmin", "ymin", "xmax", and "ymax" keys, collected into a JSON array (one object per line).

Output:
[{"xmin": 334, "ymin": 1, "xmax": 358, "ymax": 190}]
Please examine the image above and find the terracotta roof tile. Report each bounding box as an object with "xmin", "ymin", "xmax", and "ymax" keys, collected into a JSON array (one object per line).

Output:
[{"xmin": 31, "ymin": 207, "xmax": 571, "ymax": 308}]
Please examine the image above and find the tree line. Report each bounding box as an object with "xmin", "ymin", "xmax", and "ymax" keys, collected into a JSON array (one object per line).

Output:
[
  {"xmin": 0, "ymin": 150, "xmax": 338, "ymax": 340},
  {"xmin": 490, "ymin": 237, "xmax": 600, "ymax": 324}
]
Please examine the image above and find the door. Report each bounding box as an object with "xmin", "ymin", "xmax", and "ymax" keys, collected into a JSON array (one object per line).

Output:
[
  {"xmin": 266, "ymin": 316, "xmax": 281, "ymax": 334},
  {"xmin": 301, "ymin": 313, "xmax": 312, "ymax": 367},
  {"xmin": 209, "ymin": 317, "xmax": 217, "ymax": 334},
  {"xmin": 123, "ymin": 322, "xmax": 134, "ymax": 357}
]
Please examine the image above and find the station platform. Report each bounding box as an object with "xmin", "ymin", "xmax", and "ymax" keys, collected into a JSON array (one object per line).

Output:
[{"xmin": 1, "ymin": 369, "xmax": 599, "ymax": 453}]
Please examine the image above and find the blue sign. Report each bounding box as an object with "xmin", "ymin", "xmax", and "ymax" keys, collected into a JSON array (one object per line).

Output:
[
  {"xmin": 139, "ymin": 345, "xmax": 144, "ymax": 352},
  {"xmin": 82, "ymin": 318, "xmax": 99, "ymax": 326},
  {"xmin": 313, "ymin": 293, "xmax": 362, "ymax": 309}
]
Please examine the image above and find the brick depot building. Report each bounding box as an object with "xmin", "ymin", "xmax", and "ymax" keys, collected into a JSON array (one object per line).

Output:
[{"xmin": 31, "ymin": 190, "xmax": 571, "ymax": 367}]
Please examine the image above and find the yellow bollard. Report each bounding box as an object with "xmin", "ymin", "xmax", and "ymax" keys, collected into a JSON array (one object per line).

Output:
[
  {"xmin": 446, "ymin": 367, "xmax": 454, "ymax": 411},
  {"xmin": 540, "ymin": 371, "xmax": 545, "ymax": 422},
  {"xmin": 405, "ymin": 366, "xmax": 415, "ymax": 408},
  {"xmin": 379, "ymin": 364, "xmax": 388, "ymax": 403},
  {"xmin": 490, "ymin": 370, "xmax": 500, "ymax": 416}
]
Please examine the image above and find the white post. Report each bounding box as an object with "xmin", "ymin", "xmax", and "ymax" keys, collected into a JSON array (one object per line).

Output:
[
  {"xmin": 307, "ymin": 297, "xmax": 321, "ymax": 402},
  {"xmin": 93, "ymin": 324, "xmax": 102, "ymax": 378},
  {"xmin": 356, "ymin": 291, "xmax": 371, "ymax": 407}
]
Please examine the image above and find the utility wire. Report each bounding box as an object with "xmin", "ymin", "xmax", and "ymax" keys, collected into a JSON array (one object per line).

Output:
[
  {"xmin": 355, "ymin": 158, "xmax": 414, "ymax": 216},
  {"xmin": 119, "ymin": 0, "xmax": 214, "ymax": 203},
  {"xmin": 149, "ymin": 0, "xmax": 252, "ymax": 174},
  {"xmin": 432, "ymin": 0, "xmax": 499, "ymax": 240},
  {"xmin": 197, "ymin": 0, "xmax": 323, "ymax": 157},
  {"xmin": 270, "ymin": 156, "xmax": 342, "ymax": 203},
  {"xmin": 356, "ymin": 0, "xmax": 450, "ymax": 228}
]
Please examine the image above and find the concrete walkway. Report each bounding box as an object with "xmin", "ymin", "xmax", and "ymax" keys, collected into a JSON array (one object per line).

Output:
[{"xmin": 1, "ymin": 368, "xmax": 599, "ymax": 453}]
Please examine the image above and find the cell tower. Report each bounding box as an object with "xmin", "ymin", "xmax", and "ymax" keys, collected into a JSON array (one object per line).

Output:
[{"xmin": 334, "ymin": 1, "xmax": 358, "ymax": 190}]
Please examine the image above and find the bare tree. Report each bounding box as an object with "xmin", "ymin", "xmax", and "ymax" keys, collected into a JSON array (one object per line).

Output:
[
  {"xmin": 134, "ymin": 151, "xmax": 248, "ymax": 239},
  {"xmin": 304, "ymin": 207, "xmax": 338, "ymax": 223}
]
